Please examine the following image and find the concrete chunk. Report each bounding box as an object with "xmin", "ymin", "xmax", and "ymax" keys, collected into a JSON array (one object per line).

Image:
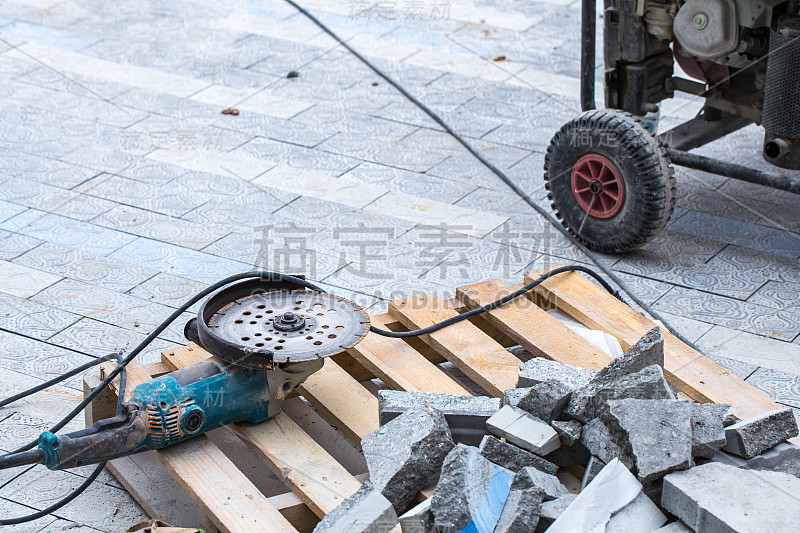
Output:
[
  {"xmin": 503, "ymin": 381, "xmax": 572, "ymax": 422},
  {"xmin": 378, "ymin": 390, "xmax": 500, "ymax": 446},
  {"xmin": 535, "ymin": 494, "xmax": 577, "ymax": 532},
  {"xmin": 565, "ymin": 364, "xmax": 675, "ymax": 423},
  {"xmin": 313, "ymin": 481, "xmax": 398, "ymax": 533},
  {"xmin": 722, "ymin": 408, "xmax": 799, "ymax": 459},
  {"xmin": 662, "ymin": 462, "xmax": 800, "ymax": 533},
  {"xmin": 581, "ymin": 418, "xmax": 635, "ymax": 470},
  {"xmin": 517, "ymin": 357, "xmax": 596, "ymax": 390},
  {"xmin": 595, "ymin": 327, "xmax": 664, "ymax": 381},
  {"xmin": 363, "ymin": 406, "xmax": 455, "ymax": 513},
  {"xmin": 547, "ymin": 458, "xmax": 666, "ymax": 533},
  {"xmin": 691, "ymin": 403, "xmax": 730, "ymax": 459},
  {"xmin": 512, "ymin": 466, "xmax": 569, "ymax": 502},
  {"xmin": 552, "ymin": 420, "xmax": 582, "ymax": 447},
  {"xmin": 479, "ymin": 435, "xmax": 559, "ymax": 475},
  {"xmin": 431, "ymin": 444, "xmax": 515, "ymax": 533},
  {"xmin": 486, "ymin": 405, "xmax": 561, "ymax": 456},
  {"xmin": 602, "ymin": 399, "xmax": 693, "ymax": 484},
  {"xmin": 398, "ymin": 498, "xmax": 433, "ymax": 533},
  {"xmin": 493, "ymin": 487, "xmax": 544, "ymax": 533},
  {"xmin": 713, "ymin": 442, "xmax": 800, "ymax": 477}
]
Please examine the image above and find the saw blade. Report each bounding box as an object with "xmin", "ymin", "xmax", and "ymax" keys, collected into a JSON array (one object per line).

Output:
[{"xmin": 207, "ymin": 290, "xmax": 370, "ymax": 363}]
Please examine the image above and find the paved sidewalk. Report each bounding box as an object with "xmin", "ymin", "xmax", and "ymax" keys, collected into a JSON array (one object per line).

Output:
[{"xmin": 0, "ymin": 0, "xmax": 799, "ymax": 530}]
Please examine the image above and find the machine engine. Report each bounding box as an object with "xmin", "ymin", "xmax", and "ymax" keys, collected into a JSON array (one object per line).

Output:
[{"xmin": 604, "ymin": 0, "xmax": 800, "ymax": 168}]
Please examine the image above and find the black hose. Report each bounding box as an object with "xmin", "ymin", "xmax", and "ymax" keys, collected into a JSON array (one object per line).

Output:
[{"xmin": 282, "ymin": 0, "xmax": 702, "ymax": 353}]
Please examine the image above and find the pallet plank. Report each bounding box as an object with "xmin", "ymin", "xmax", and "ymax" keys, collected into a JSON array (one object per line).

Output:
[
  {"xmin": 347, "ymin": 313, "xmax": 471, "ymax": 396},
  {"xmin": 456, "ymin": 279, "xmax": 612, "ymax": 370},
  {"xmin": 388, "ymin": 293, "xmax": 520, "ymax": 397},
  {"xmin": 525, "ymin": 268, "xmax": 800, "ymax": 439}
]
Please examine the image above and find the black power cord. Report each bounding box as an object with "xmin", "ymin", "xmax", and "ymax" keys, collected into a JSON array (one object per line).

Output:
[
  {"xmin": 0, "ymin": 266, "xmax": 614, "ymax": 524},
  {"xmin": 281, "ymin": 0, "xmax": 701, "ymax": 353}
]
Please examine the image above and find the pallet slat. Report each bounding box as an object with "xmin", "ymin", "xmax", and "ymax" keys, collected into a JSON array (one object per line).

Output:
[
  {"xmin": 456, "ymin": 279, "xmax": 612, "ymax": 370},
  {"xmin": 347, "ymin": 314, "xmax": 471, "ymax": 396},
  {"xmin": 526, "ymin": 267, "xmax": 800, "ymax": 441},
  {"xmin": 388, "ymin": 293, "xmax": 520, "ymax": 397}
]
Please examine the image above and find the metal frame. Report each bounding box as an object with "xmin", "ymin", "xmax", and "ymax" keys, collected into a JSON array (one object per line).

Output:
[{"xmin": 579, "ymin": 0, "xmax": 800, "ymax": 195}]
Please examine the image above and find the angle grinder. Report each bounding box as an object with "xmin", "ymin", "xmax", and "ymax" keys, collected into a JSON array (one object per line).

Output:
[{"xmin": 2, "ymin": 276, "xmax": 369, "ymax": 471}]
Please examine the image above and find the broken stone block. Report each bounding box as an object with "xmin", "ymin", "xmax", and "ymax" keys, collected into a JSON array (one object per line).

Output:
[
  {"xmin": 431, "ymin": 444, "xmax": 515, "ymax": 533},
  {"xmin": 486, "ymin": 405, "xmax": 561, "ymax": 456},
  {"xmin": 535, "ymin": 494, "xmax": 577, "ymax": 532},
  {"xmin": 565, "ymin": 364, "xmax": 675, "ymax": 423},
  {"xmin": 378, "ymin": 390, "xmax": 500, "ymax": 446},
  {"xmin": 503, "ymin": 381, "xmax": 572, "ymax": 422},
  {"xmin": 581, "ymin": 456, "xmax": 606, "ymax": 490},
  {"xmin": 478, "ymin": 435, "xmax": 558, "ymax": 475},
  {"xmin": 398, "ymin": 498, "xmax": 433, "ymax": 533},
  {"xmin": 713, "ymin": 442, "xmax": 800, "ymax": 478},
  {"xmin": 547, "ymin": 458, "xmax": 666, "ymax": 533},
  {"xmin": 691, "ymin": 403, "xmax": 730, "ymax": 459},
  {"xmin": 552, "ymin": 420, "xmax": 582, "ymax": 447},
  {"xmin": 722, "ymin": 408, "xmax": 799, "ymax": 459},
  {"xmin": 512, "ymin": 466, "xmax": 569, "ymax": 502},
  {"xmin": 595, "ymin": 327, "xmax": 664, "ymax": 382},
  {"xmin": 494, "ymin": 487, "xmax": 544, "ymax": 533},
  {"xmin": 601, "ymin": 399, "xmax": 693, "ymax": 484},
  {"xmin": 517, "ymin": 357, "xmax": 596, "ymax": 390},
  {"xmin": 313, "ymin": 481, "xmax": 398, "ymax": 533},
  {"xmin": 362, "ymin": 406, "xmax": 455, "ymax": 513},
  {"xmin": 662, "ymin": 462, "xmax": 800, "ymax": 533},
  {"xmin": 581, "ymin": 418, "xmax": 634, "ymax": 470},
  {"xmin": 544, "ymin": 438, "xmax": 591, "ymax": 467}
]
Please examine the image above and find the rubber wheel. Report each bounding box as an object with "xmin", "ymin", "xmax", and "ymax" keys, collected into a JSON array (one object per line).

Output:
[{"xmin": 544, "ymin": 109, "xmax": 675, "ymax": 253}]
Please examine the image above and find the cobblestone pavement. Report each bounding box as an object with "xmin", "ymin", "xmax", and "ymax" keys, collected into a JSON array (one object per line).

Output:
[{"xmin": 0, "ymin": 0, "xmax": 799, "ymax": 530}]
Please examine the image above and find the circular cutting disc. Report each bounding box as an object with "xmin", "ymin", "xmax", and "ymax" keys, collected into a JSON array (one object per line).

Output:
[{"xmin": 207, "ymin": 290, "xmax": 370, "ymax": 364}]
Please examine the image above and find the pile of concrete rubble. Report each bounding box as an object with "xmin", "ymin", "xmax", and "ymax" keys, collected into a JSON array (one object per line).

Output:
[{"xmin": 315, "ymin": 329, "xmax": 800, "ymax": 533}]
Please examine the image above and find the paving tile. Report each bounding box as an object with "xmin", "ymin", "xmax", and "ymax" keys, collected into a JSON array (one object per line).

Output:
[
  {"xmin": 654, "ymin": 286, "xmax": 800, "ymax": 341},
  {"xmin": 109, "ymin": 238, "xmax": 253, "ymax": 284},
  {"xmin": 654, "ymin": 311, "xmax": 715, "ymax": 344},
  {"xmin": 0, "ymin": 367, "xmax": 83, "ymax": 427},
  {"xmin": 0, "ymin": 209, "xmax": 136, "ymax": 256},
  {"xmin": 32, "ymin": 278, "xmax": 175, "ymax": 332},
  {"xmin": 0, "ymin": 464, "xmax": 148, "ymax": 531},
  {"xmin": 48, "ymin": 317, "xmax": 181, "ymax": 364},
  {"xmin": 746, "ymin": 367, "xmax": 800, "ymax": 408},
  {"xmin": 669, "ymin": 210, "xmax": 800, "ymax": 258},
  {"xmin": 0, "ymin": 229, "xmax": 43, "ymax": 261},
  {"xmin": 0, "ymin": 177, "xmax": 117, "ymax": 221},
  {"xmin": 748, "ymin": 280, "xmax": 800, "ymax": 311},
  {"xmin": 126, "ymin": 273, "xmax": 205, "ymax": 309},
  {"xmin": 0, "ymin": 497, "xmax": 57, "ymax": 532},
  {"xmin": 235, "ymin": 136, "xmax": 361, "ymax": 177},
  {"xmin": 341, "ymin": 162, "xmax": 477, "ymax": 204},
  {"xmin": 13, "ymin": 241, "xmax": 158, "ymax": 293},
  {"xmin": 0, "ymin": 259, "xmax": 62, "ymax": 298},
  {"xmin": 92, "ymin": 204, "xmax": 231, "ymax": 250},
  {"xmin": 0, "ymin": 293, "xmax": 80, "ymax": 340},
  {"xmin": 0, "ymin": 152, "xmax": 99, "ymax": 189},
  {"xmin": 696, "ymin": 325, "xmax": 800, "ymax": 376}
]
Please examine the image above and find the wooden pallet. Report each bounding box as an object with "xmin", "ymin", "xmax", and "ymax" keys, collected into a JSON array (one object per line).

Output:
[{"xmin": 84, "ymin": 266, "xmax": 800, "ymax": 533}]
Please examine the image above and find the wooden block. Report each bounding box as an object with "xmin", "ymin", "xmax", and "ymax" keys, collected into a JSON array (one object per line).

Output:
[
  {"xmin": 388, "ymin": 293, "xmax": 520, "ymax": 397},
  {"xmin": 230, "ymin": 413, "xmax": 361, "ymax": 517},
  {"xmin": 83, "ymin": 375, "xmax": 119, "ymax": 426},
  {"xmin": 524, "ymin": 268, "xmax": 800, "ymax": 444},
  {"xmin": 159, "ymin": 436, "xmax": 297, "ymax": 533},
  {"xmin": 456, "ymin": 279, "xmax": 612, "ymax": 370},
  {"xmin": 346, "ymin": 314, "xmax": 470, "ymax": 396}
]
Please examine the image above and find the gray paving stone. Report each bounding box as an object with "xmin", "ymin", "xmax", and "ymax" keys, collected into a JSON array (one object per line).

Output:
[
  {"xmin": 661, "ymin": 463, "xmax": 800, "ymax": 533},
  {"xmin": 398, "ymin": 498, "xmax": 433, "ymax": 533},
  {"xmin": 486, "ymin": 405, "xmax": 561, "ymax": 456},
  {"xmin": 431, "ymin": 444, "xmax": 515, "ymax": 533},
  {"xmin": 723, "ymin": 408, "xmax": 800, "ymax": 458},
  {"xmin": 516, "ymin": 357, "xmax": 597, "ymax": 390},
  {"xmin": 512, "ymin": 466, "xmax": 569, "ymax": 502},
  {"xmin": 713, "ymin": 442, "xmax": 800, "ymax": 477},
  {"xmin": 494, "ymin": 486, "xmax": 544, "ymax": 533},
  {"xmin": 362, "ymin": 406, "xmax": 454, "ymax": 513},
  {"xmin": 691, "ymin": 403, "xmax": 730, "ymax": 459},
  {"xmin": 504, "ymin": 381, "xmax": 572, "ymax": 422},
  {"xmin": 313, "ymin": 481, "xmax": 398, "ymax": 533},
  {"xmin": 479, "ymin": 435, "xmax": 559, "ymax": 475},
  {"xmin": 552, "ymin": 420, "xmax": 582, "ymax": 447}
]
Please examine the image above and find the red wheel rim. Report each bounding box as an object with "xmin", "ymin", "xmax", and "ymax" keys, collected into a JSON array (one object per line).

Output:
[{"xmin": 570, "ymin": 154, "xmax": 625, "ymax": 219}]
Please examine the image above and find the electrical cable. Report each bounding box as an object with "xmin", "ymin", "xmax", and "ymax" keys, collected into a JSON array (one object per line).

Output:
[{"xmin": 281, "ymin": 0, "xmax": 702, "ymax": 353}]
